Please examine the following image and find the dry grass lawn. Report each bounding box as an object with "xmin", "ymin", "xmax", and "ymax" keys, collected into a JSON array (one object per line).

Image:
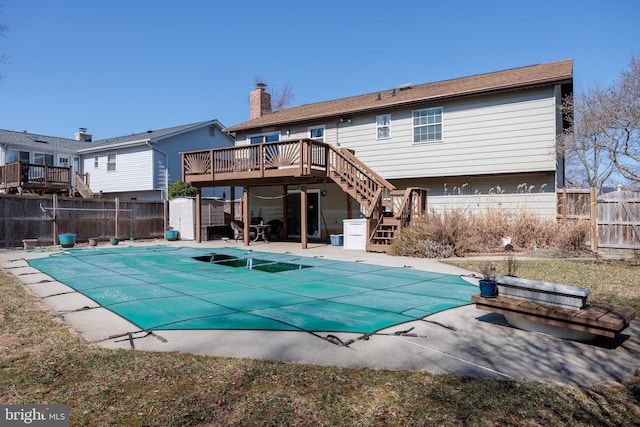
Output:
[{"xmin": 1, "ymin": 258, "xmax": 639, "ymax": 426}]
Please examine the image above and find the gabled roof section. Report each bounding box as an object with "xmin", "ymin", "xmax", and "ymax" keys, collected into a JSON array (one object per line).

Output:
[
  {"xmin": 0, "ymin": 128, "xmax": 92, "ymax": 151},
  {"xmin": 88, "ymin": 119, "xmax": 225, "ymax": 149},
  {"xmin": 225, "ymin": 59, "xmax": 573, "ymax": 133}
]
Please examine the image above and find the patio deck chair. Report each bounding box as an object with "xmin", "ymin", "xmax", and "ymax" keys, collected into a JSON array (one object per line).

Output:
[
  {"xmin": 230, "ymin": 220, "xmax": 255, "ymax": 242},
  {"xmin": 266, "ymin": 219, "xmax": 284, "ymax": 241}
]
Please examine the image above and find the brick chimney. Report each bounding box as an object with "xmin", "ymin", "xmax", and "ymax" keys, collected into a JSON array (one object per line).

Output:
[
  {"xmin": 250, "ymin": 83, "xmax": 272, "ymax": 119},
  {"xmin": 74, "ymin": 127, "xmax": 92, "ymax": 142}
]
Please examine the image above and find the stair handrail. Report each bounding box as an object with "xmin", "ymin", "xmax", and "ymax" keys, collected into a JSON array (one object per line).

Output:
[
  {"xmin": 335, "ymin": 147, "xmax": 395, "ymax": 191},
  {"xmin": 74, "ymin": 172, "xmax": 94, "ymax": 198},
  {"xmin": 393, "ymin": 187, "xmax": 428, "ymax": 223},
  {"xmin": 326, "ymin": 144, "xmax": 395, "ymax": 215}
]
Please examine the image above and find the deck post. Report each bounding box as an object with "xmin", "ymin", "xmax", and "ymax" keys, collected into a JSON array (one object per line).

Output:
[
  {"xmin": 243, "ymin": 187, "xmax": 250, "ymax": 246},
  {"xmin": 230, "ymin": 186, "xmax": 236, "ymax": 221},
  {"xmin": 196, "ymin": 188, "xmax": 202, "ymax": 243},
  {"xmin": 300, "ymin": 184, "xmax": 308, "ymax": 249},
  {"xmin": 281, "ymin": 184, "xmax": 287, "ymax": 237}
]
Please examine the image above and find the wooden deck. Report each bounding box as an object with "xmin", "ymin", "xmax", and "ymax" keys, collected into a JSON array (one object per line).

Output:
[
  {"xmin": 182, "ymin": 139, "xmax": 330, "ymax": 187},
  {"xmin": 181, "ymin": 139, "xmax": 428, "ymax": 251},
  {"xmin": 0, "ymin": 162, "xmax": 71, "ymax": 195},
  {"xmin": 472, "ymin": 294, "xmax": 636, "ymax": 338}
]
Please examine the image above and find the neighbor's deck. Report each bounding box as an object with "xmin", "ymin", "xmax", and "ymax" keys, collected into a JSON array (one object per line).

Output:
[{"xmin": 0, "ymin": 162, "xmax": 71, "ymax": 194}]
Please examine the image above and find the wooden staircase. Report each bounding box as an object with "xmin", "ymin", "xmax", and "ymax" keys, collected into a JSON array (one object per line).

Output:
[
  {"xmin": 74, "ymin": 172, "xmax": 97, "ymax": 198},
  {"xmin": 326, "ymin": 146, "xmax": 427, "ymax": 252}
]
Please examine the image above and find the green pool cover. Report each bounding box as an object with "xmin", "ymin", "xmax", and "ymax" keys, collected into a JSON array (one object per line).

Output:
[{"xmin": 28, "ymin": 246, "xmax": 477, "ymax": 335}]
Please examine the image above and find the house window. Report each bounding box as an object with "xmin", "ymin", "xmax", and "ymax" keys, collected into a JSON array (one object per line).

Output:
[
  {"xmin": 107, "ymin": 154, "xmax": 116, "ymax": 171},
  {"xmin": 248, "ymin": 133, "xmax": 280, "ymax": 144},
  {"xmin": 376, "ymin": 114, "xmax": 391, "ymax": 139},
  {"xmin": 309, "ymin": 126, "xmax": 325, "ymax": 142},
  {"xmin": 6, "ymin": 150, "xmax": 30, "ymax": 164},
  {"xmin": 413, "ymin": 107, "xmax": 443, "ymax": 143},
  {"xmin": 94, "ymin": 156, "xmax": 99, "ymax": 169},
  {"xmin": 33, "ymin": 153, "xmax": 54, "ymax": 166},
  {"xmin": 209, "ymin": 126, "xmax": 216, "ymax": 137}
]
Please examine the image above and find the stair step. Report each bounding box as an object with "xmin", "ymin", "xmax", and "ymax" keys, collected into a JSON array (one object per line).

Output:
[{"xmin": 366, "ymin": 243, "xmax": 392, "ymax": 253}]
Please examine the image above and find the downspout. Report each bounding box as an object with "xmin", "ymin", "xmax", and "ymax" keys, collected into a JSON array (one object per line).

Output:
[{"xmin": 146, "ymin": 141, "xmax": 169, "ymax": 200}]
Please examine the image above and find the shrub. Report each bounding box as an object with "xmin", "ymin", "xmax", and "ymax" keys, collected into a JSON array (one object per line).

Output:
[
  {"xmin": 508, "ymin": 211, "xmax": 557, "ymax": 250},
  {"xmin": 469, "ymin": 209, "xmax": 509, "ymax": 252},
  {"xmin": 168, "ymin": 179, "xmax": 196, "ymax": 200},
  {"xmin": 390, "ymin": 209, "xmax": 474, "ymax": 258},
  {"xmin": 553, "ymin": 220, "xmax": 590, "ymax": 251},
  {"xmin": 390, "ymin": 209, "xmax": 590, "ymax": 258}
]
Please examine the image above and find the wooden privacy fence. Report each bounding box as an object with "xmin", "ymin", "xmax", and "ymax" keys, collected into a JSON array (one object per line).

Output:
[
  {"xmin": 0, "ymin": 194, "xmax": 166, "ymax": 248},
  {"xmin": 557, "ymin": 187, "xmax": 640, "ymax": 252}
]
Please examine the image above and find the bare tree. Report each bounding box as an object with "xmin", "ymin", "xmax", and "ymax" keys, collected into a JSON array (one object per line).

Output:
[
  {"xmin": 558, "ymin": 56, "xmax": 640, "ymax": 189},
  {"xmin": 253, "ymin": 75, "xmax": 295, "ymax": 112},
  {"xmin": 271, "ymin": 81, "xmax": 294, "ymax": 112},
  {"xmin": 605, "ymin": 56, "xmax": 640, "ymax": 182},
  {"xmin": 558, "ymin": 88, "xmax": 616, "ymax": 191},
  {"xmin": 0, "ymin": 4, "xmax": 8, "ymax": 75}
]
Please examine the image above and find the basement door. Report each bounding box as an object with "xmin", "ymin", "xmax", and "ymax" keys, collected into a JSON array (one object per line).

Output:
[{"xmin": 286, "ymin": 189, "xmax": 321, "ymax": 239}]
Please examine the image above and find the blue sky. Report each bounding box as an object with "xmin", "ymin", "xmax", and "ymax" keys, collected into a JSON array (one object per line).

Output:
[{"xmin": 1, "ymin": 0, "xmax": 638, "ymax": 140}]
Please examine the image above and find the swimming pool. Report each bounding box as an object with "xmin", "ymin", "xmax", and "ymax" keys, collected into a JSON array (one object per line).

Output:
[{"xmin": 28, "ymin": 246, "xmax": 477, "ymax": 335}]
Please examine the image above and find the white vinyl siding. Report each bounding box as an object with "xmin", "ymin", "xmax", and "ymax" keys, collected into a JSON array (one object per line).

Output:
[
  {"xmin": 336, "ymin": 88, "xmax": 558, "ymax": 179},
  {"xmin": 84, "ymin": 147, "xmax": 153, "ymax": 192},
  {"xmin": 80, "ymin": 123, "xmax": 234, "ymax": 199}
]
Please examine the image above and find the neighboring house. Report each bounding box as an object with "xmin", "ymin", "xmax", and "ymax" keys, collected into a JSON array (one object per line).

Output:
[
  {"xmin": 78, "ymin": 120, "xmax": 234, "ymax": 200},
  {"xmin": 182, "ymin": 59, "xmax": 573, "ymax": 251},
  {"xmin": 0, "ymin": 128, "xmax": 91, "ymax": 194},
  {"xmin": 0, "ymin": 129, "xmax": 89, "ymax": 170},
  {"xmin": 1, "ymin": 120, "xmax": 235, "ymax": 200}
]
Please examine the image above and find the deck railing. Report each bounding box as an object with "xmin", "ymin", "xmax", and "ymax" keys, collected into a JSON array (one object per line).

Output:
[
  {"xmin": 0, "ymin": 162, "xmax": 71, "ymax": 192},
  {"xmin": 183, "ymin": 139, "xmax": 333, "ymax": 181}
]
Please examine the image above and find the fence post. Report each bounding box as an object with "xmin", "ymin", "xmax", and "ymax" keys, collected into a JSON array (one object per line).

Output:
[
  {"xmin": 53, "ymin": 193, "xmax": 57, "ymax": 245},
  {"xmin": 115, "ymin": 198, "xmax": 119, "ymax": 239},
  {"xmin": 590, "ymin": 187, "xmax": 598, "ymax": 253},
  {"xmin": 562, "ymin": 187, "xmax": 567, "ymax": 221}
]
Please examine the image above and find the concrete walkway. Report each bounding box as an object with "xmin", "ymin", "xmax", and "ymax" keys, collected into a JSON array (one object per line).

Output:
[{"xmin": 1, "ymin": 239, "xmax": 638, "ymax": 386}]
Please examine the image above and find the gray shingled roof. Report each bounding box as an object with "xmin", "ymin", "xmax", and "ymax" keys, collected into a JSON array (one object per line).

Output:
[
  {"xmin": 1, "ymin": 120, "xmax": 225, "ymax": 155},
  {"xmin": 0, "ymin": 129, "xmax": 93, "ymax": 151},
  {"xmin": 90, "ymin": 120, "xmax": 221, "ymax": 147},
  {"xmin": 225, "ymin": 59, "xmax": 573, "ymax": 133}
]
